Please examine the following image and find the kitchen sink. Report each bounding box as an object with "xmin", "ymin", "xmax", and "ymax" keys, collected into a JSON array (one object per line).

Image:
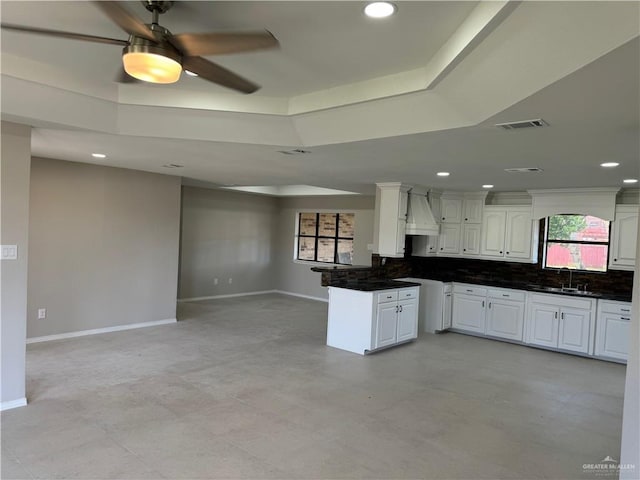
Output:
[{"xmin": 527, "ymin": 285, "xmax": 599, "ymax": 296}]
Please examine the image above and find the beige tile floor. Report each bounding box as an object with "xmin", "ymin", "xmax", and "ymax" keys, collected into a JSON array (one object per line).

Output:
[{"xmin": 1, "ymin": 293, "xmax": 626, "ymax": 479}]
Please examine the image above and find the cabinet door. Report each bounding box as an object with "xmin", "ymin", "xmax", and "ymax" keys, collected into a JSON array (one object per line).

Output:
[
  {"xmin": 463, "ymin": 198, "xmax": 484, "ymax": 223},
  {"xmin": 443, "ymin": 293, "xmax": 453, "ymax": 329},
  {"xmin": 397, "ymin": 300, "xmax": 418, "ymax": 342},
  {"xmin": 440, "ymin": 198, "xmax": 462, "ymax": 223},
  {"xmin": 480, "ymin": 210, "xmax": 506, "ymax": 257},
  {"xmin": 375, "ymin": 303, "xmax": 398, "ymax": 349},
  {"xmin": 528, "ymin": 303, "xmax": 559, "ymax": 348},
  {"xmin": 609, "ymin": 207, "xmax": 638, "ymax": 270},
  {"xmin": 595, "ymin": 314, "xmax": 630, "ymax": 361},
  {"xmin": 486, "ymin": 299, "xmax": 524, "ymax": 341},
  {"xmin": 438, "ymin": 223, "xmax": 461, "ymax": 254},
  {"xmin": 558, "ymin": 308, "xmax": 591, "ymax": 353},
  {"xmin": 504, "ymin": 209, "xmax": 533, "ymax": 259},
  {"xmin": 395, "ymin": 218, "xmax": 407, "ymax": 256},
  {"xmin": 462, "ymin": 224, "xmax": 481, "ymax": 255},
  {"xmin": 452, "ymin": 293, "xmax": 486, "ymax": 334}
]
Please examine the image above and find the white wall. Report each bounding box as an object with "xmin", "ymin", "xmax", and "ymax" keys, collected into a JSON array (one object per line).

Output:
[
  {"xmin": 275, "ymin": 195, "xmax": 375, "ymax": 300},
  {"xmin": 1, "ymin": 122, "xmax": 31, "ymax": 409},
  {"xmin": 27, "ymin": 158, "xmax": 181, "ymax": 339},
  {"xmin": 179, "ymin": 187, "xmax": 278, "ymax": 299},
  {"xmin": 620, "ymin": 216, "xmax": 639, "ymax": 479}
]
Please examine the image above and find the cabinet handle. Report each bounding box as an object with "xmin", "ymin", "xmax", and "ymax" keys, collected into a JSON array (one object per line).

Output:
[
  {"xmin": 482, "ymin": 301, "xmax": 485, "ymax": 308},
  {"xmin": 465, "ymin": 218, "xmax": 468, "ymax": 221},
  {"xmin": 395, "ymin": 305, "xmax": 399, "ymax": 313},
  {"xmin": 499, "ymin": 251, "xmax": 503, "ymax": 254},
  {"xmin": 399, "ymin": 305, "xmax": 403, "ymax": 312},
  {"xmin": 502, "ymin": 294, "xmax": 510, "ymax": 297},
  {"xmin": 488, "ymin": 302, "xmax": 492, "ymax": 309},
  {"xmin": 442, "ymin": 217, "xmax": 446, "ymax": 221},
  {"xmin": 466, "ymin": 289, "xmax": 473, "ymax": 292},
  {"xmin": 506, "ymin": 252, "xmax": 510, "ymax": 255},
  {"xmin": 621, "ymin": 317, "xmax": 631, "ymax": 321},
  {"xmin": 555, "ymin": 312, "xmax": 558, "ymax": 319},
  {"xmin": 561, "ymin": 312, "xmax": 564, "ymax": 320},
  {"xmin": 621, "ymin": 309, "xmax": 630, "ymax": 312},
  {"xmin": 614, "ymin": 258, "xmax": 618, "ymax": 262},
  {"xmin": 463, "ymin": 248, "xmax": 466, "ymax": 252}
]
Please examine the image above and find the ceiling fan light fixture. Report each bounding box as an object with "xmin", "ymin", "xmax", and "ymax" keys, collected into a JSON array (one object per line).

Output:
[{"xmin": 123, "ymin": 44, "xmax": 182, "ymax": 84}]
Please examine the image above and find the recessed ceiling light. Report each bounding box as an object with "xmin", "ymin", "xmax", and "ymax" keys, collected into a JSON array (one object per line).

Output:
[
  {"xmin": 436, "ymin": 172, "xmax": 450, "ymax": 177},
  {"xmin": 184, "ymin": 70, "xmax": 198, "ymax": 77},
  {"xmin": 91, "ymin": 153, "xmax": 106, "ymax": 159},
  {"xmin": 600, "ymin": 162, "xmax": 620, "ymax": 168},
  {"xmin": 364, "ymin": 2, "xmax": 396, "ymax": 18},
  {"xmin": 482, "ymin": 184, "xmax": 494, "ymax": 189},
  {"xmin": 623, "ymin": 178, "xmax": 638, "ymax": 184}
]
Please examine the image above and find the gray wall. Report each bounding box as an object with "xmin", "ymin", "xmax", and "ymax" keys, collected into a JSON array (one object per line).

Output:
[
  {"xmin": 1, "ymin": 122, "xmax": 31, "ymax": 407},
  {"xmin": 275, "ymin": 195, "xmax": 375, "ymax": 300},
  {"xmin": 27, "ymin": 158, "xmax": 181, "ymax": 338},
  {"xmin": 179, "ymin": 187, "xmax": 278, "ymax": 299}
]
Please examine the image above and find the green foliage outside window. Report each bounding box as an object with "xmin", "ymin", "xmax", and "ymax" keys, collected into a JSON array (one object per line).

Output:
[{"xmin": 547, "ymin": 215, "xmax": 587, "ymax": 240}]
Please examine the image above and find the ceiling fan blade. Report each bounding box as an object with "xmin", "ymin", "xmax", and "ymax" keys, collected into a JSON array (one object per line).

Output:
[
  {"xmin": 92, "ymin": 1, "xmax": 156, "ymax": 42},
  {"xmin": 0, "ymin": 23, "xmax": 127, "ymax": 46},
  {"xmin": 115, "ymin": 67, "xmax": 141, "ymax": 84},
  {"xmin": 182, "ymin": 56, "xmax": 259, "ymax": 94},
  {"xmin": 171, "ymin": 31, "xmax": 279, "ymax": 56}
]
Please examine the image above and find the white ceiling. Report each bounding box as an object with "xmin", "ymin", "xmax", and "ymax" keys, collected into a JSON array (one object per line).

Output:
[{"xmin": 1, "ymin": 1, "xmax": 639, "ymax": 195}]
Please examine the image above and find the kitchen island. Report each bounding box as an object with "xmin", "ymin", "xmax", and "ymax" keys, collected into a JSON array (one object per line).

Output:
[{"xmin": 326, "ymin": 279, "xmax": 420, "ymax": 355}]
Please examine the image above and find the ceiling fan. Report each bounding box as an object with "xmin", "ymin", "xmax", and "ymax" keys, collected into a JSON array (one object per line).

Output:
[{"xmin": 0, "ymin": 0, "xmax": 279, "ymax": 93}]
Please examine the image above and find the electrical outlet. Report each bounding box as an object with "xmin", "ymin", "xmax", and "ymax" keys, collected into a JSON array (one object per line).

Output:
[
  {"xmin": 228, "ymin": 278, "xmax": 233, "ymax": 284},
  {"xmin": 214, "ymin": 278, "xmax": 218, "ymax": 285},
  {"xmin": 37, "ymin": 308, "xmax": 46, "ymax": 319}
]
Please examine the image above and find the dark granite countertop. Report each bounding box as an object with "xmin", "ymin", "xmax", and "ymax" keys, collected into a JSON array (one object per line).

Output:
[
  {"xmin": 310, "ymin": 265, "xmax": 377, "ymax": 273},
  {"xmin": 328, "ymin": 279, "xmax": 421, "ymax": 292},
  {"xmin": 420, "ymin": 277, "xmax": 632, "ymax": 302}
]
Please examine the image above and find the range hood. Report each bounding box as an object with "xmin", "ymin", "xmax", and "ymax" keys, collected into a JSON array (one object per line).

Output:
[{"xmin": 406, "ymin": 192, "xmax": 439, "ymax": 236}]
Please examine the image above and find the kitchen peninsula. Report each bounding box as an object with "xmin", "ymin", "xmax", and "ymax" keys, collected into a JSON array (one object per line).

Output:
[{"xmin": 324, "ymin": 278, "xmax": 420, "ymax": 355}]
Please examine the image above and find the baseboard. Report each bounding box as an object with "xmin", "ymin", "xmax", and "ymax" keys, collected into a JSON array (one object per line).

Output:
[
  {"xmin": 274, "ymin": 290, "xmax": 328, "ymax": 303},
  {"xmin": 1, "ymin": 397, "xmax": 27, "ymax": 411},
  {"xmin": 26, "ymin": 318, "xmax": 177, "ymax": 344},
  {"xmin": 178, "ymin": 290, "xmax": 278, "ymax": 302},
  {"xmin": 178, "ymin": 290, "xmax": 328, "ymax": 303}
]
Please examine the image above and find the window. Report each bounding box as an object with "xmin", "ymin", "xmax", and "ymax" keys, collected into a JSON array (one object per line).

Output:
[
  {"xmin": 296, "ymin": 212, "xmax": 354, "ymax": 264},
  {"xmin": 543, "ymin": 214, "xmax": 610, "ymax": 272}
]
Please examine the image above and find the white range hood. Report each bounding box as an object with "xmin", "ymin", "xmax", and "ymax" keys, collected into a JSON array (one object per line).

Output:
[{"xmin": 405, "ymin": 192, "xmax": 439, "ymax": 236}]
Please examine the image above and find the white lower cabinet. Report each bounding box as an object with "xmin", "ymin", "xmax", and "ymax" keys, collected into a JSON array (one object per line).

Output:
[
  {"xmin": 595, "ymin": 300, "xmax": 632, "ymax": 362},
  {"xmin": 327, "ymin": 286, "xmax": 419, "ymax": 355},
  {"xmin": 485, "ymin": 289, "xmax": 525, "ymax": 341},
  {"xmin": 526, "ymin": 293, "xmax": 595, "ymax": 354},
  {"xmin": 451, "ymin": 285, "xmax": 487, "ymax": 334}
]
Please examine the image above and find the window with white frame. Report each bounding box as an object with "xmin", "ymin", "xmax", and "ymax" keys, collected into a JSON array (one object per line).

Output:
[
  {"xmin": 296, "ymin": 212, "xmax": 354, "ymax": 264},
  {"xmin": 543, "ymin": 214, "xmax": 610, "ymax": 272}
]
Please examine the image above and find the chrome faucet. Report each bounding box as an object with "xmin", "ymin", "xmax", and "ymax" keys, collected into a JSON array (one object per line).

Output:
[{"xmin": 559, "ymin": 268, "xmax": 573, "ymax": 289}]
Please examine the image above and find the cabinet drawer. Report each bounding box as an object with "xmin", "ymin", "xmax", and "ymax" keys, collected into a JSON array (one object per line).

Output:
[
  {"xmin": 599, "ymin": 301, "xmax": 632, "ymax": 316},
  {"xmin": 488, "ymin": 289, "xmax": 526, "ymax": 302},
  {"xmin": 398, "ymin": 288, "xmax": 418, "ymax": 300},
  {"xmin": 377, "ymin": 291, "xmax": 399, "ymax": 304},
  {"xmin": 453, "ymin": 284, "xmax": 487, "ymax": 297}
]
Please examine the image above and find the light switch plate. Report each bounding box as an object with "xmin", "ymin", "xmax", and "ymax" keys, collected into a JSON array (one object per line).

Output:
[{"xmin": 1, "ymin": 245, "xmax": 18, "ymax": 260}]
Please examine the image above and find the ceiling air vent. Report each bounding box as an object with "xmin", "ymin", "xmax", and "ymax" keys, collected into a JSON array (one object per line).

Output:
[
  {"xmin": 504, "ymin": 167, "xmax": 544, "ymax": 173},
  {"xmin": 495, "ymin": 119, "xmax": 548, "ymax": 130},
  {"xmin": 278, "ymin": 148, "xmax": 312, "ymax": 155}
]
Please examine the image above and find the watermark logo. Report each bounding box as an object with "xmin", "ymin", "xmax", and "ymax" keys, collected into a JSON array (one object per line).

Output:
[{"xmin": 583, "ymin": 456, "xmax": 636, "ymax": 477}]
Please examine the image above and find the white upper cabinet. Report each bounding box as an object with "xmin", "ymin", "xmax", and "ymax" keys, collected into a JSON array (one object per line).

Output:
[
  {"xmin": 480, "ymin": 206, "xmax": 537, "ymax": 262},
  {"xmin": 440, "ymin": 196, "xmax": 462, "ymax": 223},
  {"xmin": 463, "ymin": 197, "xmax": 484, "ymax": 223},
  {"xmin": 609, "ymin": 205, "xmax": 639, "ymax": 271},
  {"xmin": 374, "ymin": 182, "xmax": 410, "ymax": 258},
  {"xmin": 462, "ymin": 224, "xmax": 481, "ymax": 255},
  {"xmin": 438, "ymin": 223, "xmax": 462, "ymax": 255},
  {"xmin": 480, "ymin": 209, "xmax": 507, "ymax": 256}
]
